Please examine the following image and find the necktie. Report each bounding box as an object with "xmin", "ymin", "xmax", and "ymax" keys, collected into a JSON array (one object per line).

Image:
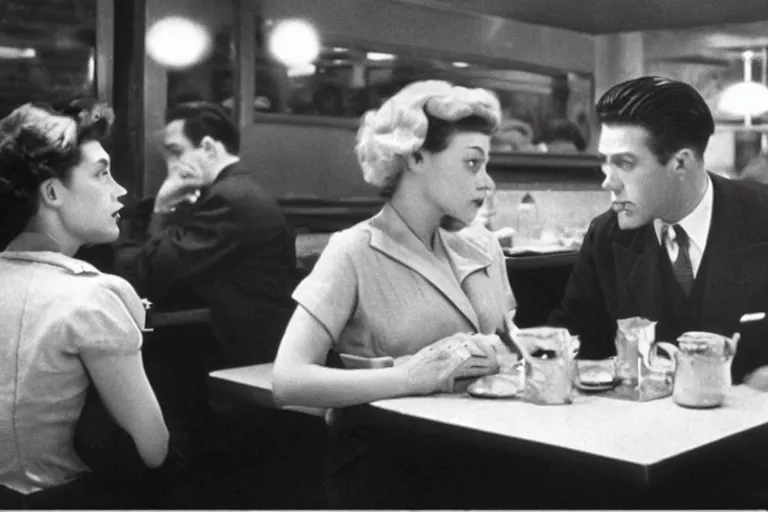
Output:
[{"xmin": 664, "ymin": 224, "xmax": 694, "ymax": 297}]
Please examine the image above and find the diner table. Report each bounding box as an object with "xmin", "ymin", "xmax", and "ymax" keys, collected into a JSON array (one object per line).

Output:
[
  {"xmin": 208, "ymin": 363, "xmax": 768, "ymax": 507},
  {"xmin": 368, "ymin": 387, "xmax": 768, "ymax": 488}
]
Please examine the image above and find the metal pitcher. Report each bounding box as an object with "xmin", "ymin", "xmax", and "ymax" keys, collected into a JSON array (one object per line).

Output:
[{"xmin": 647, "ymin": 331, "xmax": 740, "ymax": 408}]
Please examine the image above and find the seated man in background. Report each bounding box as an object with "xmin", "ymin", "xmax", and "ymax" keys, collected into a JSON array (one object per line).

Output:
[
  {"xmin": 541, "ymin": 118, "xmax": 587, "ymax": 154},
  {"xmin": 114, "ymin": 101, "xmax": 298, "ymax": 371},
  {"xmin": 548, "ymin": 76, "xmax": 768, "ymax": 388}
]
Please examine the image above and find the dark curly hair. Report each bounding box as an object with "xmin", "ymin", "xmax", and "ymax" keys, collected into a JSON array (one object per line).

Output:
[{"xmin": 0, "ymin": 97, "xmax": 115, "ymax": 249}]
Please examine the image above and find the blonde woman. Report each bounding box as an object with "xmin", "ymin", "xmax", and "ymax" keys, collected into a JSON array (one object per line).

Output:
[
  {"xmin": 273, "ymin": 80, "xmax": 517, "ymax": 508},
  {"xmin": 0, "ymin": 100, "xmax": 168, "ymax": 508}
]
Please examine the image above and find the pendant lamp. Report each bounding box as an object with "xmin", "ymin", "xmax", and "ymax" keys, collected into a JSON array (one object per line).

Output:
[{"xmin": 719, "ymin": 49, "xmax": 768, "ymax": 125}]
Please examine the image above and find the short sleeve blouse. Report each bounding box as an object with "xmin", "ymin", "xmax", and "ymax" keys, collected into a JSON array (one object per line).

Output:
[{"xmin": 292, "ymin": 206, "xmax": 515, "ymax": 358}]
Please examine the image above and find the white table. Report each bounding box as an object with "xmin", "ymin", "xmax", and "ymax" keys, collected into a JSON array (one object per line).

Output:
[
  {"xmin": 208, "ymin": 363, "xmax": 327, "ymax": 417},
  {"xmin": 370, "ymin": 386, "xmax": 768, "ymax": 486}
]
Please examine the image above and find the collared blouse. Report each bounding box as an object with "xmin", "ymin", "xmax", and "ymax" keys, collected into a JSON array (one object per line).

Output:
[
  {"xmin": 0, "ymin": 233, "xmax": 146, "ymax": 494},
  {"xmin": 293, "ymin": 204, "xmax": 516, "ymax": 358}
]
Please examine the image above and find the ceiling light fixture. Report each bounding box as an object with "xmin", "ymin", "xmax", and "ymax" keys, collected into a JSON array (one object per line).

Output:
[
  {"xmin": 269, "ymin": 19, "xmax": 320, "ymax": 67},
  {"xmin": 719, "ymin": 49, "xmax": 768, "ymax": 125},
  {"xmin": 366, "ymin": 52, "xmax": 395, "ymax": 61},
  {"xmin": 0, "ymin": 46, "xmax": 36, "ymax": 59}
]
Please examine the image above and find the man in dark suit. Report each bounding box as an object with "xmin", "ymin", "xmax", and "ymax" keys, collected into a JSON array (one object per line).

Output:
[
  {"xmin": 548, "ymin": 76, "xmax": 768, "ymax": 387},
  {"xmin": 114, "ymin": 101, "xmax": 297, "ymax": 370}
]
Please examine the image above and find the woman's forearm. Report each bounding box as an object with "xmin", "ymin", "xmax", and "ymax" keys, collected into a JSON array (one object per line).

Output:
[
  {"xmin": 272, "ymin": 363, "xmax": 413, "ymax": 408},
  {"xmin": 131, "ymin": 417, "xmax": 170, "ymax": 468}
]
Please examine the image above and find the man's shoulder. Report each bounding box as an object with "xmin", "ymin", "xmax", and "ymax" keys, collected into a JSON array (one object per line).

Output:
[
  {"xmin": 714, "ymin": 174, "xmax": 768, "ymax": 238},
  {"xmin": 208, "ymin": 164, "xmax": 284, "ymax": 213},
  {"xmin": 211, "ymin": 164, "xmax": 271, "ymax": 197}
]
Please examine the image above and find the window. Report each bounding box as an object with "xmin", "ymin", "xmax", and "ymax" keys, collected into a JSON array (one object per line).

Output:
[
  {"xmin": 0, "ymin": 0, "xmax": 97, "ymax": 117},
  {"xmin": 246, "ymin": 42, "xmax": 595, "ymax": 154}
]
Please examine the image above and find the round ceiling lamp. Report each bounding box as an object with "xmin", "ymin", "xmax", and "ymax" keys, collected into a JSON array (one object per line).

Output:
[
  {"xmin": 719, "ymin": 49, "xmax": 768, "ymax": 122},
  {"xmin": 146, "ymin": 17, "xmax": 212, "ymax": 69},
  {"xmin": 268, "ymin": 18, "xmax": 320, "ymax": 67}
]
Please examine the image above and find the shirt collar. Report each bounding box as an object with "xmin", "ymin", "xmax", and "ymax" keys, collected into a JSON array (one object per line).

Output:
[
  {"xmin": 1, "ymin": 232, "xmax": 100, "ymax": 275},
  {"xmin": 653, "ymin": 174, "xmax": 713, "ymax": 253},
  {"xmin": 369, "ymin": 204, "xmax": 494, "ymax": 275}
]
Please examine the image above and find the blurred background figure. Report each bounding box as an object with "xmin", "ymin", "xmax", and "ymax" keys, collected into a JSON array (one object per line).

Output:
[
  {"xmin": 740, "ymin": 151, "xmax": 768, "ymax": 184},
  {"xmin": 738, "ymin": 135, "xmax": 768, "ymax": 185},
  {"xmin": 541, "ymin": 118, "xmax": 588, "ymax": 154},
  {"xmin": 114, "ymin": 101, "xmax": 298, "ymax": 372},
  {"xmin": 468, "ymin": 189, "xmax": 516, "ymax": 248},
  {"xmin": 491, "ymin": 117, "xmax": 537, "ymax": 152}
]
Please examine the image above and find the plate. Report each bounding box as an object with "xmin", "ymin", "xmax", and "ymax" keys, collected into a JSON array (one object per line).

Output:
[
  {"xmin": 575, "ymin": 378, "xmax": 621, "ymax": 393},
  {"xmin": 467, "ymin": 373, "xmax": 523, "ymax": 399}
]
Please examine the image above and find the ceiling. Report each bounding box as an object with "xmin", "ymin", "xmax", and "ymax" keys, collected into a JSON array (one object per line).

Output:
[{"xmin": 400, "ymin": 0, "xmax": 768, "ymax": 34}]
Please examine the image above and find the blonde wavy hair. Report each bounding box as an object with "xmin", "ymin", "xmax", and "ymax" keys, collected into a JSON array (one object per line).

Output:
[{"xmin": 355, "ymin": 80, "xmax": 501, "ymax": 193}]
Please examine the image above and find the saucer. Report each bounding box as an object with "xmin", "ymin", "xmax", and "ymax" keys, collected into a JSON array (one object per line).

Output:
[
  {"xmin": 575, "ymin": 378, "xmax": 621, "ymax": 393},
  {"xmin": 467, "ymin": 373, "xmax": 523, "ymax": 399}
]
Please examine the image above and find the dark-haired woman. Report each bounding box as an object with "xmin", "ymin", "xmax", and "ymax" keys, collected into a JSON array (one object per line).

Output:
[{"xmin": 0, "ymin": 100, "xmax": 168, "ymax": 507}]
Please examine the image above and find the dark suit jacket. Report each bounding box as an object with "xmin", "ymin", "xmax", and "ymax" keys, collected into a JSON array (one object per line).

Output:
[
  {"xmin": 115, "ymin": 163, "xmax": 298, "ymax": 369},
  {"xmin": 549, "ymin": 173, "xmax": 768, "ymax": 383}
]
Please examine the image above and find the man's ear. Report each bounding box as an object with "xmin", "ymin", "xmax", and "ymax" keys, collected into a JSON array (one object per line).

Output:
[
  {"xmin": 200, "ymin": 135, "xmax": 218, "ymax": 156},
  {"xmin": 670, "ymin": 148, "xmax": 695, "ymax": 174},
  {"xmin": 38, "ymin": 178, "xmax": 64, "ymax": 208}
]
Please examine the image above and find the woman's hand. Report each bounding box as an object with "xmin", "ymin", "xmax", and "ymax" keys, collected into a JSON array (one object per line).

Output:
[{"xmin": 397, "ymin": 333, "xmax": 506, "ymax": 395}]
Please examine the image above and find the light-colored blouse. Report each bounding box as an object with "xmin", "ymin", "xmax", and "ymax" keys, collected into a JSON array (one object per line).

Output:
[
  {"xmin": 0, "ymin": 233, "xmax": 146, "ymax": 494},
  {"xmin": 293, "ymin": 204, "xmax": 516, "ymax": 358}
]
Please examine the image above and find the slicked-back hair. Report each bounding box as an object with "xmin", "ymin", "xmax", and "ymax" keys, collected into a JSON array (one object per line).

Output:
[
  {"xmin": 165, "ymin": 101, "xmax": 240, "ymax": 155},
  {"xmin": 596, "ymin": 76, "xmax": 714, "ymax": 164}
]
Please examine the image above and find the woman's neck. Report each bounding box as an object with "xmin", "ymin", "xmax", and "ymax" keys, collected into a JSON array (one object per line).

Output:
[
  {"xmin": 23, "ymin": 217, "xmax": 80, "ymax": 256},
  {"xmin": 389, "ymin": 191, "xmax": 442, "ymax": 252}
]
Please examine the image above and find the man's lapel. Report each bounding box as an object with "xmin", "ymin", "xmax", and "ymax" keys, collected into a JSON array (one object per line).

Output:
[
  {"xmin": 367, "ymin": 206, "xmax": 482, "ymax": 331},
  {"xmin": 612, "ymin": 225, "xmax": 664, "ymax": 319}
]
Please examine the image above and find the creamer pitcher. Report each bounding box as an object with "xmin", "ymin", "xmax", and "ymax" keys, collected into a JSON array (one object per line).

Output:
[{"xmin": 648, "ymin": 331, "xmax": 739, "ymax": 408}]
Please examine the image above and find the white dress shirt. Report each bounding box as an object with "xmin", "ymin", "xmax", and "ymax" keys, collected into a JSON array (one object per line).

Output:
[{"xmin": 653, "ymin": 176, "xmax": 713, "ymax": 279}]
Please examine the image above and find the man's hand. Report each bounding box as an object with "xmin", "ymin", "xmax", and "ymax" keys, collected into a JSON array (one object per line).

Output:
[
  {"xmin": 744, "ymin": 365, "xmax": 768, "ymax": 391},
  {"xmin": 154, "ymin": 160, "xmax": 204, "ymax": 213}
]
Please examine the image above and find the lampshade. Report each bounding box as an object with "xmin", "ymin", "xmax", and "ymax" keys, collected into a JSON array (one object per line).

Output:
[
  {"xmin": 146, "ymin": 17, "xmax": 211, "ymax": 69},
  {"xmin": 718, "ymin": 49, "xmax": 768, "ymax": 118},
  {"xmin": 719, "ymin": 81, "xmax": 768, "ymax": 117},
  {"xmin": 268, "ymin": 19, "xmax": 320, "ymax": 67}
]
